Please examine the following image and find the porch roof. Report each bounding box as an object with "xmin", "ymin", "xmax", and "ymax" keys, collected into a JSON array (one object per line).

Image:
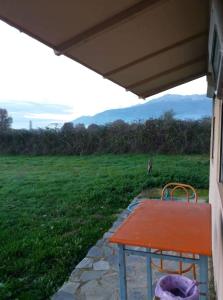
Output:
[{"xmin": 0, "ymin": 0, "xmax": 209, "ymax": 98}]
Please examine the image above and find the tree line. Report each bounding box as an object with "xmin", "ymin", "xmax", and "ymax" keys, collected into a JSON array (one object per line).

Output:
[{"xmin": 0, "ymin": 109, "xmax": 211, "ymax": 155}]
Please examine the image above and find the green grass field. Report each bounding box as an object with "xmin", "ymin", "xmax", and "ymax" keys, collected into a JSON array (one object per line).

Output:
[{"xmin": 0, "ymin": 154, "xmax": 209, "ymax": 299}]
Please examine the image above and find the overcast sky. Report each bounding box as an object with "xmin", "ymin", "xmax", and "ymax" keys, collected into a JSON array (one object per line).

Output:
[{"xmin": 0, "ymin": 20, "xmax": 207, "ymax": 128}]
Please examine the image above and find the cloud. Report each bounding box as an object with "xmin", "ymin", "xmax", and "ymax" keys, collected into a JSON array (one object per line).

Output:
[
  {"xmin": 24, "ymin": 113, "xmax": 70, "ymax": 120},
  {"xmin": 0, "ymin": 101, "xmax": 73, "ymax": 129},
  {"xmin": 0, "ymin": 101, "xmax": 73, "ymax": 114}
]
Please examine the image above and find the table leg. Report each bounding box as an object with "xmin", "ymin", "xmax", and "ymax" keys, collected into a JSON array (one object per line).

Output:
[
  {"xmin": 199, "ymin": 255, "xmax": 208, "ymax": 300},
  {"xmin": 118, "ymin": 244, "xmax": 127, "ymax": 300},
  {"xmin": 146, "ymin": 249, "xmax": 153, "ymax": 300}
]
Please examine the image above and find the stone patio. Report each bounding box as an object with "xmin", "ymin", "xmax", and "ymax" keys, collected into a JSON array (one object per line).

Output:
[{"xmin": 52, "ymin": 197, "xmax": 203, "ymax": 300}]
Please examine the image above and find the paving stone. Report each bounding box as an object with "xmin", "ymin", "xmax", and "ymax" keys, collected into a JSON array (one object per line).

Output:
[
  {"xmin": 85, "ymin": 295, "xmax": 105, "ymax": 300},
  {"xmin": 103, "ymin": 231, "xmax": 113, "ymax": 239},
  {"xmin": 107, "ymin": 253, "xmax": 118, "ymax": 270},
  {"xmin": 87, "ymin": 246, "xmax": 103, "ymax": 258},
  {"xmin": 103, "ymin": 246, "xmax": 113, "ymax": 258},
  {"xmin": 127, "ymin": 274, "xmax": 147, "ymax": 288},
  {"xmin": 96, "ymin": 238, "xmax": 105, "ymax": 247},
  {"xmin": 93, "ymin": 260, "xmax": 110, "ymax": 271},
  {"xmin": 107, "ymin": 289, "xmax": 119, "ymax": 300},
  {"xmin": 128, "ymin": 288, "xmax": 147, "ymax": 300},
  {"xmin": 118, "ymin": 210, "xmax": 130, "ymax": 219},
  {"xmin": 126, "ymin": 264, "xmax": 137, "ymax": 275},
  {"xmin": 80, "ymin": 279, "xmax": 98, "ymax": 293},
  {"xmin": 112, "ymin": 220, "xmax": 123, "ymax": 228},
  {"xmin": 108, "ymin": 222, "xmax": 122, "ymax": 234},
  {"xmin": 108, "ymin": 227, "xmax": 117, "ymax": 233},
  {"xmin": 80, "ymin": 280, "xmax": 108, "ymax": 300},
  {"xmin": 52, "ymin": 290, "xmax": 76, "ymax": 300},
  {"xmin": 59, "ymin": 282, "xmax": 80, "ymax": 295},
  {"xmin": 80, "ymin": 270, "xmax": 106, "ymax": 282},
  {"xmin": 115, "ymin": 217, "xmax": 126, "ymax": 224},
  {"xmin": 99, "ymin": 272, "xmax": 118, "ymax": 287},
  {"xmin": 76, "ymin": 257, "xmax": 93, "ymax": 269},
  {"xmin": 98, "ymin": 277, "xmax": 119, "ymax": 299},
  {"xmin": 107, "ymin": 241, "xmax": 118, "ymax": 250},
  {"xmin": 69, "ymin": 269, "xmax": 82, "ymax": 282},
  {"xmin": 127, "ymin": 254, "xmax": 146, "ymax": 264},
  {"xmin": 81, "ymin": 278, "xmax": 117, "ymax": 300}
]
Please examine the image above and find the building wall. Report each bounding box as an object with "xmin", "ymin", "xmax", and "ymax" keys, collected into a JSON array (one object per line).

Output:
[{"xmin": 209, "ymin": 97, "xmax": 223, "ymax": 299}]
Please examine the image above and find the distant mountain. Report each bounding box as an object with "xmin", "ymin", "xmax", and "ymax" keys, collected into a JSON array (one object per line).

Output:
[{"xmin": 72, "ymin": 94, "xmax": 211, "ymax": 126}]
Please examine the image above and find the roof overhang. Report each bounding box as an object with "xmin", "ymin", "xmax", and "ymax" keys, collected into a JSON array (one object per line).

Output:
[
  {"xmin": 0, "ymin": 0, "xmax": 210, "ymax": 98},
  {"xmin": 207, "ymin": 0, "xmax": 223, "ymax": 98}
]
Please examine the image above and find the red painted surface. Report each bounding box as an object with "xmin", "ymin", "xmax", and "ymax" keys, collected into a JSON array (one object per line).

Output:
[{"xmin": 109, "ymin": 200, "xmax": 212, "ymax": 256}]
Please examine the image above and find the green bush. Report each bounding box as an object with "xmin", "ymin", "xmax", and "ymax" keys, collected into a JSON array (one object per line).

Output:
[{"xmin": 0, "ymin": 118, "xmax": 211, "ymax": 155}]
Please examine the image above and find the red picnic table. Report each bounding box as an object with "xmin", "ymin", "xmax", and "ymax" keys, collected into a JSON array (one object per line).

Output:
[{"xmin": 109, "ymin": 200, "xmax": 212, "ymax": 300}]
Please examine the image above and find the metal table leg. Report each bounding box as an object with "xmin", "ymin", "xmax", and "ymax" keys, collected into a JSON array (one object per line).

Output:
[
  {"xmin": 118, "ymin": 244, "xmax": 127, "ymax": 300},
  {"xmin": 146, "ymin": 249, "xmax": 153, "ymax": 300},
  {"xmin": 199, "ymin": 255, "xmax": 208, "ymax": 300}
]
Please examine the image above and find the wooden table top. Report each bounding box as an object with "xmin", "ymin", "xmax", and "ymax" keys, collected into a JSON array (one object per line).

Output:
[{"xmin": 109, "ymin": 200, "xmax": 212, "ymax": 256}]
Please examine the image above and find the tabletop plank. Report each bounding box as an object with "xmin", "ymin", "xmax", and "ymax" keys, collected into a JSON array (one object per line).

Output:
[{"xmin": 109, "ymin": 200, "xmax": 212, "ymax": 256}]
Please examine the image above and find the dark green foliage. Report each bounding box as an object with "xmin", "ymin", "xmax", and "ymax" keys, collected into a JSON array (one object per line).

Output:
[
  {"xmin": 0, "ymin": 154, "xmax": 209, "ymax": 299},
  {"xmin": 0, "ymin": 108, "xmax": 12, "ymax": 131},
  {"xmin": 61, "ymin": 122, "xmax": 74, "ymax": 132},
  {"xmin": 0, "ymin": 117, "xmax": 211, "ymax": 155}
]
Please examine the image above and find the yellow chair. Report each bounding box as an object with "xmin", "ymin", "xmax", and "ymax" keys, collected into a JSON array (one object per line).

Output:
[{"xmin": 151, "ymin": 182, "xmax": 198, "ymax": 279}]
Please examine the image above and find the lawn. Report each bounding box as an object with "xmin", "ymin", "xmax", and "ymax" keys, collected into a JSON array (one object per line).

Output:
[{"xmin": 0, "ymin": 154, "xmax": 209, "ymax": 299}]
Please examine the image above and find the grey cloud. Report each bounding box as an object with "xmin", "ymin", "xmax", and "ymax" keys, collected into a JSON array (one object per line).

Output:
[{"xmin": 0, "ymin": 100, "xmax": 73, "ymax": 129}]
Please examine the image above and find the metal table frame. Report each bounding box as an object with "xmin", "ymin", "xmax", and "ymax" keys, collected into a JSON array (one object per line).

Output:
[{"xmin": 118, "ymin": 245, "xmax": 208, "ymax": 300}]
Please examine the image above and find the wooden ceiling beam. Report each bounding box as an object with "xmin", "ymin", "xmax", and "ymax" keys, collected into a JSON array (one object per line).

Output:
[
  {"xmin": 54, "ymin": 0, "xmax": 165, "ymax": 54},
  {"xmin": 140, "ymin": 71, "xmax": 207, "ymax": 99},
  {"xmin": 126, "ymin": 55, "xmax": 207, "ymax": 90},
  {"xmin": 104, "ymin": 31, "xmax": 208, "ymax": 77}
]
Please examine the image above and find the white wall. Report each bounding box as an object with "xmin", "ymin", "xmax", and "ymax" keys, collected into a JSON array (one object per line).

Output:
[{"xmin": 209, "ymin": 96, "xmax": 223, "ymax": 299}]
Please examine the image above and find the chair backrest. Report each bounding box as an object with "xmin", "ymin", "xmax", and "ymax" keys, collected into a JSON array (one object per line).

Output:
[
  {"xmin": 161, "ymin": 182, "xmax": 198, "ymax": 203},
  {"xmin": 155, "ymin": 182, "xmax": 198, "ymax": 279}
]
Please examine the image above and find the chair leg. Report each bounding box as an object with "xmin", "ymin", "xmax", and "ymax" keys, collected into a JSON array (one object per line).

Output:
[
  {"xmin": 179, "ymin": 252, "xmax": 182, "ymax": 275},
  {"xmin": 160, "ymin": 250, "xmax": 163, "ymax": 270},
  {"xmin": 118, "ymin": 245, "xmax": 127, "ymax": 300},
  {"xmin": 192, "ymin": 254, "xmax": 196, "ymax": 280},
  {"xmin": 199, "ymin": 255, "xmax": 208, "ymax": 300},
  {"xmin": 146, "ymin": 249, "xmax": 153, "ymax": 300}
]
